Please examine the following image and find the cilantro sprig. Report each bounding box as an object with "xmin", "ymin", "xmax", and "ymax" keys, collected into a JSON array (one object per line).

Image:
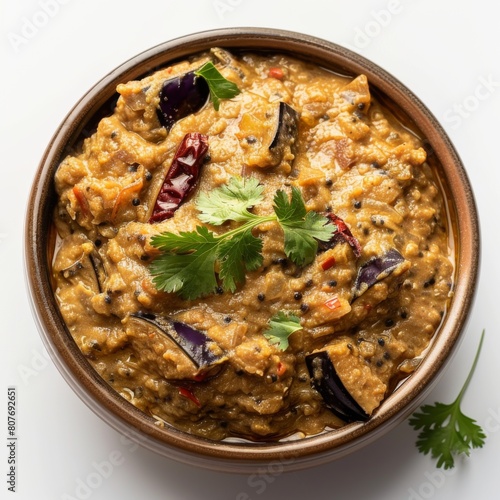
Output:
[
  {"xmin": 263, "ymin": 312, "xmax": 303, "ymax": 350},
  {"xmin": 149, "ymin": 177, "xmax": 335, "ymax": 300},
  {"xmin": 194, "ymin": 61, "xmax": 240, "ymax": 111},
  {"xmin": 409, "ymin": 329, "xmax": 486, "ymax": 469}
]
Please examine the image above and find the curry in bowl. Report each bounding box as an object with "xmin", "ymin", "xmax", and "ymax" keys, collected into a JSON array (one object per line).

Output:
[{"xmin": 51, "ymin": 48, "xmax": 453, "ymax": 441}]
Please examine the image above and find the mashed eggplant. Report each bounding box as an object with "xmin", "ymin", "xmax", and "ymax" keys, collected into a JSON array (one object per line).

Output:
[{"xmin": 52, "ymin": 49, "xmax": 453, "ymax": 440}]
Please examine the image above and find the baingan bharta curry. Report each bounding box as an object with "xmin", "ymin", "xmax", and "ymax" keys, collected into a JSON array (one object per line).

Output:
[{"xmin": 52, "ymin": 48, "xmax": 454, "ymax": 440}]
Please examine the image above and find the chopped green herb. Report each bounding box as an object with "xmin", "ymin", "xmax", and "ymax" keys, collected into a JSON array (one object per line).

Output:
[
  {"xmin": 149, "ymin": 177, "xmax": 336, "ymax": 300},
  {"xmin": 408, "ymin": 329, "xmax": 486, "ymax": 469},
  {"xmin": 194, "ymin": 61, "xmax": 240, "ymax": 111},
  {"xmin": 264, "ymin": 312, "xmax": 303, "ymax": 350}
]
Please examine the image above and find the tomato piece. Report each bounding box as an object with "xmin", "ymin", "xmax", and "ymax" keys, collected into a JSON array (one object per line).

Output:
[{"xmin": 268, "ymin": 67, "xmax": 284, "ymax": 80}]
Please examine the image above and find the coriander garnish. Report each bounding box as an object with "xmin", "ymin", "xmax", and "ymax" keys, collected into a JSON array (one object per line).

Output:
[
  {"xmin": 409, "ymin": 329, "xmax": 486, "ymax": 469},
  {"xmin": 149, "ymin": 177, "xmax": 335, "ymax": 300},
  {"xmin": 263, "ymin": 312, "xmax": 303, "ymax": 350}
]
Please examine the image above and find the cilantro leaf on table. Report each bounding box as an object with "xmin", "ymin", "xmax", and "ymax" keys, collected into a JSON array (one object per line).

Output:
[
  {"xmin": 149, "ymin": 177, "xmax": 336, "ymax": 300},
  {"xmin": 194, "ymin": 62, "xmax": 240, "ymax": 111},
  {"xmin": 263, "ymin": 312, "xmax": 303, "ymax": 350},
  {"xmin": 274, "ymin": 187, "xmax": 336, "ymax": 266},
  {"xmin": 408, "ymin": 329, "xmax": 486, "ymax": 469}
]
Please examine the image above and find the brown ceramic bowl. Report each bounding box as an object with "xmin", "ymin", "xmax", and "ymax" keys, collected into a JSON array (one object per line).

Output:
[{"xmin": 24, "ymin": 28, "xmax": 479, "ymax": 472}]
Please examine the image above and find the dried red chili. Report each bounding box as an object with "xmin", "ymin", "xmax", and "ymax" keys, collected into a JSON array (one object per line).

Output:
[
  {"xmin": 325, "ymin": 212, "xmax": 362, "ymax": 258},
  {"xmin": 321, "ymin": 255, "xmax": 337, "ymax": 271},
  {"xmin": 324, "ymin": 295, "xmax": 341, "ymax": 310},
  {"xmin": 178, "ymin": 386, "xmax": 201, "ymax": 407},
  {"xmin": 149, "ymin": 132, "xmax": 209, "ymax": 223},
  {"xmin": 72, "ymin": 185, "xmax": 90, "ymax": 217}
]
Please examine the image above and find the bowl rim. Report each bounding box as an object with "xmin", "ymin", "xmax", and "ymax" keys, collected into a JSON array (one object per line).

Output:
[{"xmin": 24, "ymin": 27, "xmax": 480, "ymax": 471}]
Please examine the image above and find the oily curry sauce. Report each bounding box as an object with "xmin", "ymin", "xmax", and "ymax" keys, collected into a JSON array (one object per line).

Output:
[{"xmin": 52, "ymin": 50, "xmax": 454, "ymax": 440}]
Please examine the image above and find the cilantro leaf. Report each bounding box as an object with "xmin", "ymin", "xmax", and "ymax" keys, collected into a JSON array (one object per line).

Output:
[
  {"xmin": 273, "ymin": 186, "xmax": 307, "ymax": 221},
  {"xmin": 197, "ymin": 176, "xmax": 264, "ymax": 225},
  {"xmin": 194, "ymin": 62, "xmax": 240, "ymax": 111},
  {"xmin": 263, "ymin": 312, "xmax": 303, "ymax": 350},
  {"xmin": 274, "ymin": 187, "xmax": 336, "ymax": 266},
  {"xmin": 149, "ymin": 226, "xmax": 219, "ymax": 299},
  {"xmin": 408, "ymin": 329, "xmax": 487, "ymax": 469},
  {"xmin": 217, "ymin": 228, "xmax": 263, "ymax": 293}
]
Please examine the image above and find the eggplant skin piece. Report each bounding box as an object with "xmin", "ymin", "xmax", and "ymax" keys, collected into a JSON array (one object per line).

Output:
[
  {"xmin": 130, "ymin": 311, "xmax": 224, "ymax": 370},
  {"xmin": 59, "ymin": 245, "xmax": 106, "ymax": 294},
  {"xmin": 157, "ymin": 71, "xmax": 209, "ymax": 130},
  {"xmin": 88, "ymin": 249, "xmax": 106, "ymax": 293},
  {"xmin": 306, "ymin": 351, "xmax": 369, "ymax": 423},
  {"xmin": 352, "ymin": 248, "xmax": 408, "ymax": 301},
  {"xmin": 269, "ymin": 102, "xmax": 299, "ymax": 165}
]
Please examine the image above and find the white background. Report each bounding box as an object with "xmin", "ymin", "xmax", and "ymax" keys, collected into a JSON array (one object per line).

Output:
[{"xmin": 1, "ymin": 0, "xmax": 499, "ymax": 499}]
